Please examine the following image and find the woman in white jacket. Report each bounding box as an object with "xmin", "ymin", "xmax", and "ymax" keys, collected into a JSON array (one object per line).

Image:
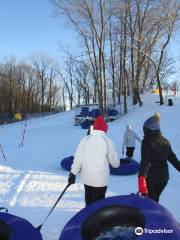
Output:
[{"xmin": 68, "ymin": 115, "xmax": 120, "ymax": 206}]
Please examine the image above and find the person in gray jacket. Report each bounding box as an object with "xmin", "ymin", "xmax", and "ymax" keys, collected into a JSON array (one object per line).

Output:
[{"xmin": 122, "ymin": 125, "xmax": 141, "ymax": 160}]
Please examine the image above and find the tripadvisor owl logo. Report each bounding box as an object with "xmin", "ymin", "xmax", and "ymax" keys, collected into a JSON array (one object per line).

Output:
[
  {"xmin": 135, "ymin": 227, "xmax": 144, "ymax": 235},
  {"xmin": 135, "ymin": 227, "xmax": 174, "ymax": 235}
]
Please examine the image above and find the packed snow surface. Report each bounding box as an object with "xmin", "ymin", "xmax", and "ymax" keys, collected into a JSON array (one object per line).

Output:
[{"xmin": 0, "ymin": 93, "xmax": 179, "ymax": 240}]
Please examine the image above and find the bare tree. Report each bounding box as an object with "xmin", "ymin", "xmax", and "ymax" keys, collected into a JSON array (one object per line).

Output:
[{"xmin": 31, "ymin": 54, "xmax": 60, "ymax": 112}]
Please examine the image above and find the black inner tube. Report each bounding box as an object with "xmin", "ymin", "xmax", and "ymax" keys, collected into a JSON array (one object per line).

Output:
[
  {"xmin": 81, "ymin": 205, "xmax": 145, "ymax": 240},
  {"xmin": 0, "ymin": 220, "xmax": 12, "ymax": 240}
]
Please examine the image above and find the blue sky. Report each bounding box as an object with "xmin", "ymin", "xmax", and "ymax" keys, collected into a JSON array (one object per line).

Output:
[
  {"xmin": 0, "ymin": 0, "xmax": 76, "ymax": 59},
  {"xmin": 0, "ymin": 0, "xmax": 179, "ymax": 81},
  {"xmin": 168, "ymin": 31, "xmax": 180, "ymax": 82}
]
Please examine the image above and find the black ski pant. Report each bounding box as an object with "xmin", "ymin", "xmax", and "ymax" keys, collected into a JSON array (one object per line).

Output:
[
  {"xmin": 126, "ymin": 147, "xmax": 135, "ymax": 158},
  {"xmin": 84, "ymin": 184, "xmax": 107, "ymax": 206},
  {"xmin": 147, "ymin": 180, "xmax": 168, "ymax": 202}
]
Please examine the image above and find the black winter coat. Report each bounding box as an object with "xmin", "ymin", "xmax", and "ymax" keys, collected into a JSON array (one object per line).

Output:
[{"xmin": 139, "ymin": 133, "xmax": 180, "ymax": 184}]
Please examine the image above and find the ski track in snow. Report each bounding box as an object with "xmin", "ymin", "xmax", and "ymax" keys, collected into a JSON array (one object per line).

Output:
[
  {"xmin": 0, "ymin": 92, "xmax": 180, "ymax": 240},
  {"xmin": 9, "ymin": 172, "xmax": 31, "ymax": 207}
]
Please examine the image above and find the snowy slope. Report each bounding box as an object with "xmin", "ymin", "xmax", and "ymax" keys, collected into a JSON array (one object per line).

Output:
[{"xmin": 0, "ymin": 93, "xmax": 179, "ymax": 240}]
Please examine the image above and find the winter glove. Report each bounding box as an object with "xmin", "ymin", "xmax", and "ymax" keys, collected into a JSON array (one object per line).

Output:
[
  {"xmin": 138, "ymin": 176, "xmax": 148, "ymax": 196},
  {"xmin": 68, "ymin": 172, "xmax": 76, "ymax": 185}
]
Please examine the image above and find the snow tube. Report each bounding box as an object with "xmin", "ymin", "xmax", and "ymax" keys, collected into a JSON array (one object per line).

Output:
[
  {"xmin": 80, "ymin": 106, "xmax": 89, "ymax": 117},
  {"xmin": 107, "ymin": 109, "xmax": 119, "ymax": 116},
  {"xmin": 61, "ymin": 156, "xmax": 74, "ymax": 171},
  {"xmin": 110, "ymin": 159, "xmax": 139, "ymax": 175},
  {"xmin": 0, "ymin": 210, "xmax": 42, "ymax": 240},
  {"xmin": 59, "ymin": 194, "xmax": 180, "ymax": 240},
  {"xmin": 61, "ymin": 156, "xmax": 139, "ymax": 175},
  {"xmin": 81, "ymin": 119, "xmax": 91, "ymax": 129},
  {"xmin": 89, "ymin": 109, "xmax": 100, "ymax": 119}
]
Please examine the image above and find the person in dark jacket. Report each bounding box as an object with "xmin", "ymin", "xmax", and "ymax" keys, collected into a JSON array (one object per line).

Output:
[{"xmin": 138, "ymin": 113, "xmax": 180, "ymax": 202}]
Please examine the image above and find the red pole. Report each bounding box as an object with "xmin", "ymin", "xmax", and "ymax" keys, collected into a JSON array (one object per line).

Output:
[
  {"xmin": 0, "ymin": 144, "xmax": 7, "ymax": 162},
  {"xmin": 20, "ymin": 115, "xmax": 28, "ymax": 148},
  {"xmin": 173, "ymin": 82, "xmax": 176, "ymax": 96},
  {"xmin": 0, "ymin": 121, "xmax": 7, "ymax": 162}
]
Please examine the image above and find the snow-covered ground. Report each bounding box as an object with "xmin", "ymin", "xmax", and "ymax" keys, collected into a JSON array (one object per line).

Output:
[{"xmin": 0, "ymin": 93, "xmax": 179, "ymax": 240}]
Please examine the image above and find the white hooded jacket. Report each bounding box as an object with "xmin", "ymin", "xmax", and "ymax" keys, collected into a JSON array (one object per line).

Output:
[
  {"xmin": 71, "ymin": 130, "xmax": 120, "ymax": 187},
  {"xmin": 123, "ymin": 125, "xmax": 141, "ymax": 148}
]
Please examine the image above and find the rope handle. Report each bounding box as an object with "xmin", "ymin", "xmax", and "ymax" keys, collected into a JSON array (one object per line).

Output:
[{"xmin": 0, "ymin": 207, "xmax": 8, "ymax": 213}]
